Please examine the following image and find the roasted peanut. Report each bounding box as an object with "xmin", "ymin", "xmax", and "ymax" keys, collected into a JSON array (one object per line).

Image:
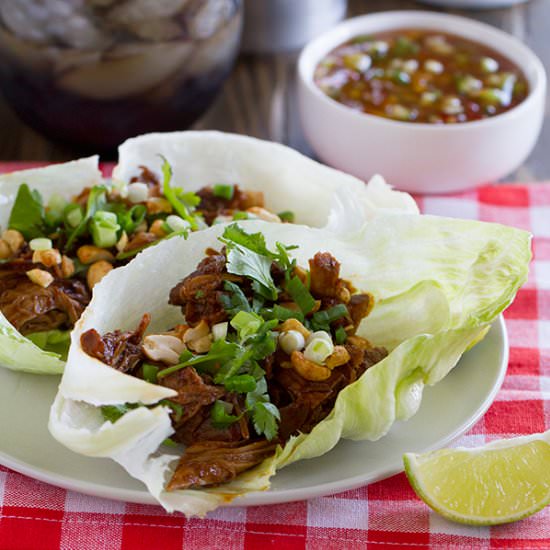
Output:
[
  {"xmin": 2, "ymin": 229, "xmax": 24, "ymax": 254},
  {"xmin": 183, "ymin": 320, "xmax": 209, "ymax": 342},
  {"xmin": 61, "ymin": 255, "xmax": 75, "ymax": 278},
  {"xmin": 346, "ymin": 335, "xmax": 372, "ymax": 350},
  {"xmin": 146, "ymin": 197, "xmax": 172, "ymax": 215},
  {"xmin": 115, "ymin": 232, "xmax": 128, "ymax": 253},
  {"xmin": 183, "ymin": 320, "xmax": 212, "ymax": 352},
  {"xmin": 27, "ymin": 268, "xmax": 54, "ymax": 288},
  {"xmin": 278, "ymin": 318, "xmax": 310, "ymax": 339},
  {"xmin": 189, "ymin": 335, "xmax": 212, "ymax": 354},
  {"xmin": 293, "ymin": 266, "xmax": 309, "ymax": 285},
  {"xmin": 86, "ymin": 260, "xmax": 113, "ymax": 289},
  {"xmin": 149, "ymin": 219, "xmax": 168, "ymax": 238},
  {"xmin": 246, "ymin": 207, "xmax": 281, "ymax": 223},
  {"xmin": 143, "ymin": 334, "xmax": 186, "ymax": 365},
  {"xmin": 32, "ymin": 248, "xmax": 61, "ymax": 267},
  {"xmin": 325, "ymin": 346, "xmax": 351, "ymax": 369},
  {"xmin": 77, "ymin": 245, "xmax": 115, "ymax": 265},
  {"xmin": 335, "ymin": 282, "xmax": 351, "ymax": 304},
  {"xmin": 290, "ymin": 350, "xmax": 331, "ymax": 381},
  {"xmin": 0, "ymin": 239, "xmax": 12, "ymax": 260}
]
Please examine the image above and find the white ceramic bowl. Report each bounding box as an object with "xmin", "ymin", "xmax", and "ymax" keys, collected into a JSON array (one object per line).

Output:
[{"xmin": 298, "ymin": 11, "xmax": 546, "ymax": 193}]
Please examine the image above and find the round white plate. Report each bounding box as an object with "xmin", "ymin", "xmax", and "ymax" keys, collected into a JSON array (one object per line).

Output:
[
  {"xmin": 0, "ymin": 317, "xmax": 508, "ymax": 507},
  {"xmin": 418, "ymin": 0, "xmax": 529, "ymax": 8}
]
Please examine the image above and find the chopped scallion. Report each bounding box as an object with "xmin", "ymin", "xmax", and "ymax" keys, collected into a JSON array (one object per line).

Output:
[
  {"xmin": 286, "ymin": 275, "xmax": 316, "ymax": 315},
  {"xmin": 213, "ymin": 184, "xmax": 235, "ymax": 200}
]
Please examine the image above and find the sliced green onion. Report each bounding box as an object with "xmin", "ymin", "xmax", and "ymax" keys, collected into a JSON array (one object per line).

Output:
[
  {"xmin": 166, "ymin": 215, "xmax": 191, "ymax": 233},
  {"xmin": 232, "ymin": 211, "xmax": 249, "ymax": 221},
  {"xmin": 286, "ymin": 275, "xmax": 316, "ymax": 315},
  {"xmin": 162, "ymin": 438, "xmax": 179, "ymax": 447},
  {"xmin": 213, "ymin": 184, "xmax": 235, "ymax": 200},
  {"xmin": 304, "ymin": 337, "xmax": 334, "ymax": 365},
  {"xmin": 272, "ymin": 304, "xmax": 304, "ymax": 323},
  {"xmin": 160, "ymin": 157, "xmax": 198, "ymax": 230},
  {"xmin": 91, "ymin": 226, "xmax": 118, "ymax": 248},
  {"xmin": 90, "ymin": 210, "xmax": 120, "ymax": 248},
  {"xmin": 224, "ymin": 374, "xmax": 256, "ymax": 393},
  {"xmin": 160, "ymin": 400, "xmax": 183, "ymax": 422},
  {"xmin": 65, "ymin": 205, "xmax": 84, "ymax": 228},
  {"xmin": 212, "ymin": 322, "xmax": 228, "ymax": 341},
  {"xmin": 277, "ymin": 211, "xmax": 295, "ymax": 223},
  {"xmin": 29, "ymin": 238, "xmax": 52, "ymax": 251},
  {"xmin": 93, "ymin": 210, "xmax": 118, "ymax": 226},
  {"xmin": 230, "ymin": 311, "xmax": 263, "ymax": 340},
  {"xmin": 335, "ymin": 326, "xmax": 347, "ymax": 344},
  {"xmin": 127, "ymin": 182, "xmax": 149, "ymax": 203},
  {"xmin": 142, "ymin": 363, "xmax": 159, "ymax": 384},
  {"xmin": 311, "ymin": 304, "xmax": 349, "ymax": 330}
]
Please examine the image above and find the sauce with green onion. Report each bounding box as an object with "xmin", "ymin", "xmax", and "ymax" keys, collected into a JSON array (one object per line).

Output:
[{"xmin": 314, "ymin": 29, "xmax": 529, "ymax": 124}]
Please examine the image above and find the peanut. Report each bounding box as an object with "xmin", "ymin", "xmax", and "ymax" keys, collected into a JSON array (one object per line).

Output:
[
  {"xmin": 278, "ymin": 318, "xmax": 310, "ymax": 339},
  {"xmin": 61, "ymin": 255, "xmax": 75, "ymax": 278},
  {"xmin": 77, "ymin": 245, "xmax": 114, "ymax": 265},
  {"xmin": 346, "ymin": 335, "xmax": 372, "ymax": 350},
  {"xmin": 246, "ymin": 207, "xmax": 281, "ymax": 223},
  {"xmin": 2, "ymin": 229, "xmax": 24, "ymax": 254},
  {"xmin": 0, "ymin": 239, "xmax": 12, "ymax": 260},
  {"xmin": 146, "ymin": 197, "xmax": 172, "ymax": 215},
  {"xmin": 27, "ymin": 268, "xmax": 54, "ymax": 288},
  {"xmin": 149, "ymin": 219, "xmax": 168, "ymax": 238},
  {"xmin": 143, "ymin": 334, "xmax": 186, "ymax": 365},
  {"xmin": 291, "ymin": 350, "xmax": 331, "ymax": 381},
  {"xmin": 32, "ymin": 248, "xmax": 61, "ymax": 267},
  {"xmin": 86, "ymin": 260, "xmax": 113, "ymax": 289},
  {"xmin": 325, "ymin": 346, "xmax": 351, "ymax": 369}
]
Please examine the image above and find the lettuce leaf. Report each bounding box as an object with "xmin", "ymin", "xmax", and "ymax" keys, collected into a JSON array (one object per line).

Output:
[{"xmin": 49, "ymin": 215, "xmax": 530, "ymax": 516}]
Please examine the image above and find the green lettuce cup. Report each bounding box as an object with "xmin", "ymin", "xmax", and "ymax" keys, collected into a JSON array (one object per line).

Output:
[
  {"xmin": 0, "ymin": 132, "xmax": 415, "ymax": 375},
  {"xmin": 49, "ymin": 216, "xmax": 530, "ymax": 517}
]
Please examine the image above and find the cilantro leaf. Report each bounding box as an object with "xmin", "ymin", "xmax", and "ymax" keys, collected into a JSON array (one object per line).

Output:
[
  {"xmin": 100, "ymin": 403, "xmax": 140, "ymax": 423},
  {"xmin": 211, "ymin": 400, "xmax": 239, "ymax": 429},
  {"xmin": 8, "ymin": 183, "xmax": 45, "ymax": 240},
  {"xmin": 246, "ymin": 378, "xmax": 280, "ymax": 441},
  {"xmin": 226, "ymin": 245, "xmax": 278, "ymax": 300},
  {"xmin": 251, "ymin": 401, "xmax": 280, "ymax": 441},
  {"xmin": 219, "ymin": 280, "xmax": 251, "ymax": 316}
]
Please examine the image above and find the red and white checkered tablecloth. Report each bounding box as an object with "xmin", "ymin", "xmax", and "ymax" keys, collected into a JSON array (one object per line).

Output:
[{"xmin": 0, "ymin": 167, "xmax": 548, "ymax": 549}]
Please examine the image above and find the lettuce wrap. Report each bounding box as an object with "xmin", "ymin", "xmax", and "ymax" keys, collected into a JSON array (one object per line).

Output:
[
  {"xmin": 49, "ymin": 215, "xmax": 530, "ymax": 517},
  {"xmin": 0, "ymin": 132, "xmax": 415, "ymax": 375}
]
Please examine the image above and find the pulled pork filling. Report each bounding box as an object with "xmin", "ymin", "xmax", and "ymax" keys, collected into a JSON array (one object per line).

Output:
[
  {"xmin": 81, "ymin": 225, "xmax": 388, "ymax": 491},
  {"xmin": 0, "ymin": 162, "xmax": 290, "ymax": 339}
]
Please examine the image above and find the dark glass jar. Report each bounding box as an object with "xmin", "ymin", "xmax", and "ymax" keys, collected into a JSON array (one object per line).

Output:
[{"xmin": 0, "ymin": 0, "xmax": 242, "ymax": 150}]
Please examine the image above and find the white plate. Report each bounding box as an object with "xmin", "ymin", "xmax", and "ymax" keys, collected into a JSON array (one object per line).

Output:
[
  {"xmin": 418, "ymin": 0, "xmax": 529, "ymax": 8},
  {"xmin": 0, "ymin": 317, "xmax": 507, "ymax": 507}
]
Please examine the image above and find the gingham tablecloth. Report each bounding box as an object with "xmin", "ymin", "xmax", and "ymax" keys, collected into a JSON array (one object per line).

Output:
[{"xmin": 0, "ymin": 166, "xmax": 548, "ymax": 549}]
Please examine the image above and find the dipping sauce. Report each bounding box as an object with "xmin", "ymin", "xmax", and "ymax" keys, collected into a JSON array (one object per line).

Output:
[{"xmin": 314, "ymin": 29, "xmax": 529, "ymax": 124}]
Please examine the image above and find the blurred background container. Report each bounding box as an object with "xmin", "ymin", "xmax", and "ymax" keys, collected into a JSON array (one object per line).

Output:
[
  {"xmin": 0, "ymin": 0, "xmax": 242, "ymax": 150},
  {"xmin": 242, "ymin": 0, "xmax": 348, "ymax": 54}
]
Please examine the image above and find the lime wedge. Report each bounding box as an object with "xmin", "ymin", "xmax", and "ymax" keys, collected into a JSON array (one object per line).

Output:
[{"xmin": 403, "ymin": 431, "xmax": 550, "ymax": 525}]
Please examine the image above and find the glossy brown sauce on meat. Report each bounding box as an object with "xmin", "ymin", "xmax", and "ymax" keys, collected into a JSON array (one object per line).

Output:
[{"xmin": 82, "ymin": 249, "xmax": 388, "ymax": 490}]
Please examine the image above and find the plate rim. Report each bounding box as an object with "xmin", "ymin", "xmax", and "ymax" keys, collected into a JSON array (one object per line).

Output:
[{"xmin": 0, "ymin": 316, "xmax": 508, "ymax": 507}]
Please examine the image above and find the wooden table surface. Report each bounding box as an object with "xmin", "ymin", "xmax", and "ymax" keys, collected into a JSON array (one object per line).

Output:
[{"xmin": 1, "ymin": 0, "xmax": 548, "ymax": 182}]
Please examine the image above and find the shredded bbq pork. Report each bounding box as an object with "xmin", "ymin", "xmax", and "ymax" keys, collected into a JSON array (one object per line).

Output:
[
  {"xmin": 196, "ymin": 186, "xmax": 264, "ymax": 225},
  {"xmin": 0, "ymin": 263, "xmax": 89, "ymax": 335},
  {"xmin": 81, "ymin": 250, "xmax": 388, "ymax": 491},
  {"xmin": 0, "ymin": 170, "xmax": 269, "ymax": 338}
]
